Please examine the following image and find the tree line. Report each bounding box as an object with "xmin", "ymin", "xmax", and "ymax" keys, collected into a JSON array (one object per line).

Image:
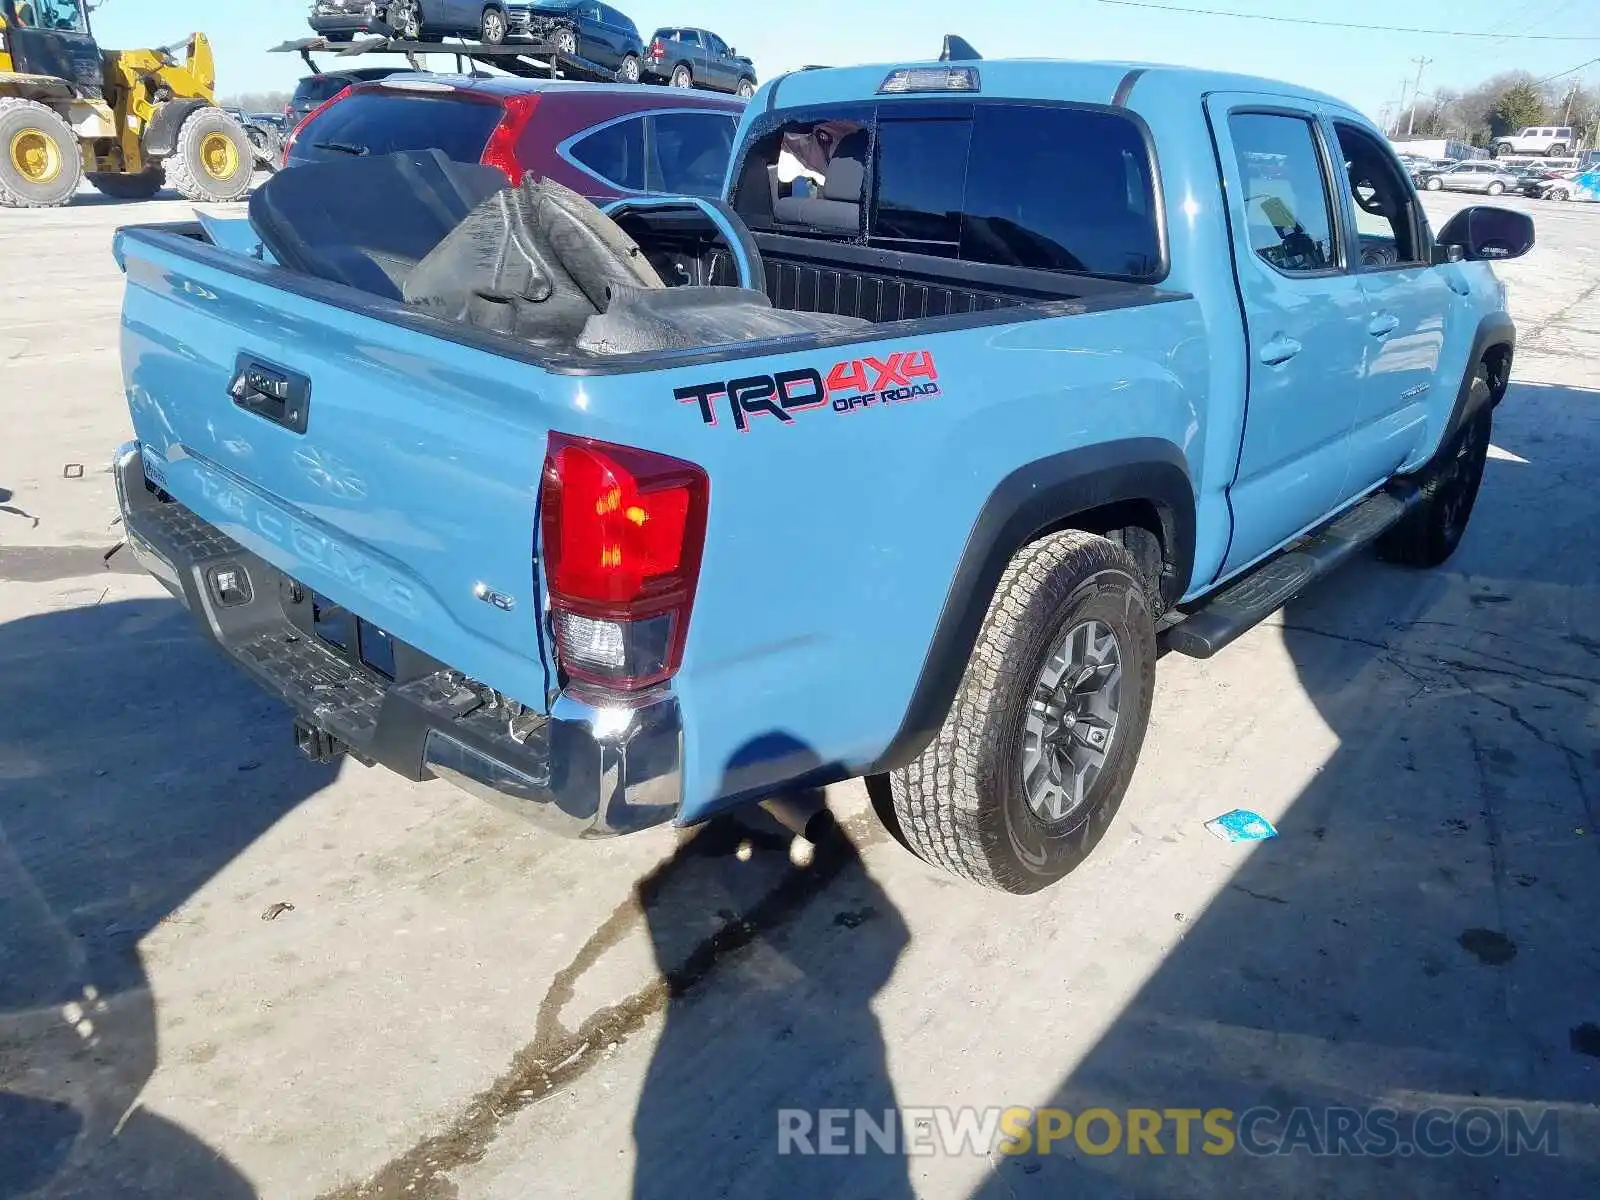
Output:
[
  {"xmin": 220, "ymin": 92, "xmax": 293, "ymax": 116},
  {"xmin": 1393, "ymin": 73, "xmax": 1598, "ymax": 148}
]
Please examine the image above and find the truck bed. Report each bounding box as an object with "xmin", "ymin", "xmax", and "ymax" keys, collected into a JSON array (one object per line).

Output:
[{"xmin": 751, "ymin": 232, "xmax": 1139, "ymax": 324}]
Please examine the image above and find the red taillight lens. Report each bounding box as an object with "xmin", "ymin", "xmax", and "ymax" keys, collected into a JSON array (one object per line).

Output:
[
  {"xmin": 648, "ymin": 39, "xmax": 664, "ymax": 58},
  {"xmin": 540, "ymin": 434, "xmax": 709, "ymax": 692},
  {"xmin": 282, "ymin": 84, "xmax": 352, "ymax": 166},
  {"xmin": 482, "ymin": 93, "xmax": 540, "ymax": 185}
]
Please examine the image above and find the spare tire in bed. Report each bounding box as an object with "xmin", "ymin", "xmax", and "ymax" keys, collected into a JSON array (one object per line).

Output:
[{"xmin": 402, "ymin": 175, "xmax": 664, "ymax": 348}]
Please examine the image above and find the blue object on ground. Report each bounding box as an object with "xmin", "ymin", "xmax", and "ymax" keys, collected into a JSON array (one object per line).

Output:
[{"xmin": 1205, "ymin": 810, "xmax": 1279, "ymax": 843}]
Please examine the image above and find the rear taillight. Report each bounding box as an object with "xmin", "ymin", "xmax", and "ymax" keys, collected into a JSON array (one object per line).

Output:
[
  {"xmin": 483, "ymin": 93, "xmax": 540, "ymax": 184},
  {"xmin": 281, "ymin": 85, "xmax": 351, "ymax": 165},
  {"xmin": 648, "ymin": 39, "xmax": 664, "ymax": 59},
  {"xmin": 540, "ymin": 434, "xmax": 709, "ymax": 693}
]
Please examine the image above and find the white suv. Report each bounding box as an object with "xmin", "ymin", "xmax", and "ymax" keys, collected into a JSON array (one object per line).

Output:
[{"xmin": 1493, "ymin": 126, "xmax": 1577, "ymax": 158}]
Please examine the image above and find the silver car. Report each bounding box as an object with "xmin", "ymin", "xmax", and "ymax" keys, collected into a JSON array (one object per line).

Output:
[{"xmin": 1419, "ymin": 161, "xmax": 1521, "ymax": 196}]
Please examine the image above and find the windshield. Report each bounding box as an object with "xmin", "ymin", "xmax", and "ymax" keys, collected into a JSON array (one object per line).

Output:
[{"xmin": 10, "ymin": 0, "xmax": 88, "ymax": 33}]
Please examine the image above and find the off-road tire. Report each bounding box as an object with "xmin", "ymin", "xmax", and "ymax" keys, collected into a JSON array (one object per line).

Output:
[
  {"xmin": 1548, "ymin": 143, "xmax": 1567, "ymax": 158},
  {"xmin": 86, "ymin": 169, "xmax": 164, "ymax": 200},
  {"xmin": 885, "ymin": 530, "xmax": 1158, "ymax": 893},
  {"xmin": 0, "ymin": 99, "xmax": 82, "ymax": 208},
  {"xmin": 1377, "ymin": 371, "xmax": 1493, "ymax": 569},
  {"xmin": 671, "ymin": 64, "xmax": 693, "ymax": 89},
  {"xmin": 554, "ymin": 27, "xmax": 578, "ymax": 56},
  {"xmin": 1492, "ymin": 142, "xmax": 1514, "ymax": 159},
  {"xmin": 617, "ymin": 54, "xmax": 641, "ymax": 83},
  {"xmin": 165, "ymin": 107, "xmax": 255, "ymax": 204}
]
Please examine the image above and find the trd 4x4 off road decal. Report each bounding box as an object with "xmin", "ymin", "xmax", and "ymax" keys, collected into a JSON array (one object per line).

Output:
[{"xmin": 675, "ymin": 350, "xmax": 941, "ymax": 432}]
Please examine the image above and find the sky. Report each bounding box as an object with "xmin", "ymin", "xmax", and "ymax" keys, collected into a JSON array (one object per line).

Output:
[{"xmin": 90, "ymin": 0, "xmax": 1600, "ymax": 121}]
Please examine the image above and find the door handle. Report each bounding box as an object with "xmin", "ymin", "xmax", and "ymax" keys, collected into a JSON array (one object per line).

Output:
[
  {"xmin": 1258, "ymin": 336, "xmax": 1302, "ymax": 366},
  {"xmin": 229, "ymin": 355, "xmax": 312, "ymax": 434},
  {"xmin": 1368, "ymin": 314, "xmax": 1400, "ymax": 338}
]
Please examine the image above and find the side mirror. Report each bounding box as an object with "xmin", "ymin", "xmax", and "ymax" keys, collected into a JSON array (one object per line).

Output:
[{"xmin": 1434, "ymin": 206, "xmax": 1535, "ymax": 263}]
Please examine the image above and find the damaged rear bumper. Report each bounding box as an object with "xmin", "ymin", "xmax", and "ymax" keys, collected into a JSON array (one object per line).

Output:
[{"xmin": 113, "ymin": 441, "xmax": 682, "ymax": 838}]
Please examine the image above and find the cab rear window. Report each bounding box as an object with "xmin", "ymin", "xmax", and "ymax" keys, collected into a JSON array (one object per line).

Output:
[
  {"xmin": 731, "ymin": 101, "xmax": 1163, "ymax": 280},
  {"xmin": 289, "ymin": 91, "xmax": 503, "ymax": 166}
]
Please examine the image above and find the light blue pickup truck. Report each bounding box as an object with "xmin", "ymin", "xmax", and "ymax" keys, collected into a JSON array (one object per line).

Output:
[{"xmin": 111, "ymin": 49, "xmax": 1532, "ymax": 892}]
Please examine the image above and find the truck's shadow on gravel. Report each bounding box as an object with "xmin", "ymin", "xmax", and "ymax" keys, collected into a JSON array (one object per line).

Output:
[
  {"xmin": 0, "ymin": 596, "xmax": 334, "ymax": 1198},
  {"xmin": 631, "ymin": 742, "xmax": 913, "ymax": 1200},
  {"xmin": 970, "ymin": 381, "xmax": 1600, "ymax": 1198}
]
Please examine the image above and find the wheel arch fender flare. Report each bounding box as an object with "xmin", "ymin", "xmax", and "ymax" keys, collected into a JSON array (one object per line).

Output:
[
  {"xmin": 1431, "ymin": 312, "xmax": 1514, "ymax": 469},
  {"xmin": 866, "ymin": 438, "xmax": 1196, "ymax": 775},
  {"xmin": 142, "ymin": 98, "xmax": 211, "ymax": 159}
]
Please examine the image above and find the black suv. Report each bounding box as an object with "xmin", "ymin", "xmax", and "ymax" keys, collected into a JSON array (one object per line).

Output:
[
  {"xmin": 521, "ymin": 1, "xmax": 646, "ymax": 81},
  {"xmin": 308, "ymin": 2, "xmax": 522, "ymax": 45},
  {"xmin": 644, "ymin": 27, "xmax": 756, "ymax": 96},
  {"xmin": 286, "ymin": 67, "xmax": 414, "ymax": 125}
]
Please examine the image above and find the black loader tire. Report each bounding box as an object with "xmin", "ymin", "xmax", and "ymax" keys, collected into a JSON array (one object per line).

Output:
[
  {"xmin": 0, "ymin": 99, "xmax": 82, "ymax": 208},
  {"xmin": 165, "ymin": 107, "xmax": 255, "ymax": 204},
  {"xmin": 1377, "ymin": 372, "xmax": 1493, "ymax": 569},
  {"xmin": 885, "ymin": 530, "xmax": 1158, "ymax": 893}
]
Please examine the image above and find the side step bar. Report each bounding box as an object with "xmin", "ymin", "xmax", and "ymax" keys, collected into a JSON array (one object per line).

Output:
[{"xmin": 1162, "ymin": 483, "xmax": 1420, "ymax": 660}]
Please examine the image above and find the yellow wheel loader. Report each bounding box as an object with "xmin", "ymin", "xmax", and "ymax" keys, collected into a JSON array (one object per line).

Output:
[{"xmin": 0, "ymin": 0, "xmax": 253, "ymax": 207}]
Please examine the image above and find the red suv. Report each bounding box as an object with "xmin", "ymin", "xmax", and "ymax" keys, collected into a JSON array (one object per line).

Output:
[{"xmin": 283, "ymin": 76, "xmax": 744, "ymax": 200}]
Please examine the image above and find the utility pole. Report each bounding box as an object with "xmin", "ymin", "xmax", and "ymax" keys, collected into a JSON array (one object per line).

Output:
[
  {"xmin": 1562, "ymin": 83, "xmax": 1578, "ymax": 125},
  {"xmin": 1407, "ymin": 56, "xmax": 1433, "ymax": 137}
]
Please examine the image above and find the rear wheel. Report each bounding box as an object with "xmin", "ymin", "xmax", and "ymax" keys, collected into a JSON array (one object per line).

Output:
[
  {"xmin": 0, "ymin": 99, "xmax": 82, "ymax": 208},
  {"xmin": 86, "ymin": 169, "xmax": 164, "ymax": 200},
  {"xmin": 883, "ymin": 530, "xmax": 1158, "ymax": 893},
  {"xmin": 1378, "ymin": 372, "xmax": 1493, "ymax": 569},
  {"xmin": 671, "ymin": 64, "xmax": 693, "ymax": 89},
  {"xmin": 165, "ymin": 107, "xmax": 255, "ymax": 204},
  {"xmin": 480, "ymin": 6, "xmax": 507, "ymax": 44},
  {"xmin": 617, "ymin": 53, "xmax": 641, "ymax": 83},
  {"xmin": 1486, "ymin": 181, "xmax": 1505, "ymax": 196},
  {"xmin": 1425, "ymin": 175, "xmax": 1443, "ymax": 190},
  {"xmin": 1549, "ymin": 186, "xmax": 1571, "ymax": 201},
  {"xmin": 1548, "ymin": 143, "xmax": 1567, "ymax": 158}
]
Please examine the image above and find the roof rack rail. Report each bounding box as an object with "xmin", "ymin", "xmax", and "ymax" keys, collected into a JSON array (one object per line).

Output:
[{"xmin": 268, "ymin": 35, "xmax": 624, "ymax": 84}]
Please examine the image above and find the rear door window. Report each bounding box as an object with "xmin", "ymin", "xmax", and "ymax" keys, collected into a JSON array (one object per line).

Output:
[
  {"xmin": 291, "ymin": 89, "xmax": 503, "ymax": 164},
  {"xmin": 568, "ymin": 114, "xmax": 647, "ymax": 191},
  {"xmin": 649, "ymin": 111, "xmax": 737, "ymax": 197}
]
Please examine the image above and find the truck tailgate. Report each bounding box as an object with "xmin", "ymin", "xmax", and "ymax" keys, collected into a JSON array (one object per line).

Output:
[{"xmin": 117, "ymin": 227, "xmax": 559, "ymax": 712}]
